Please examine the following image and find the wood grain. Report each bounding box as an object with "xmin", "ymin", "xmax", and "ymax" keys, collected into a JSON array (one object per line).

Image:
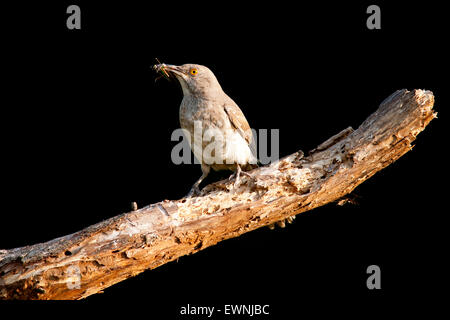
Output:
[{"xmin": 0, "ymin": 89, "xmax": 436, "ymax": 299}]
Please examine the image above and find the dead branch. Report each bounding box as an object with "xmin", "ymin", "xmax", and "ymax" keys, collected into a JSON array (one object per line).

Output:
[{"xmin": 0, "ymin": 89, "xmax": 436, "ymax": 300}]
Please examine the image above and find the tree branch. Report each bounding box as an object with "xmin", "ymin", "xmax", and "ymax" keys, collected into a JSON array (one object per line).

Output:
[{"xmin": 0, "ymin": 89, "xmax": 436, "ymax": 300}]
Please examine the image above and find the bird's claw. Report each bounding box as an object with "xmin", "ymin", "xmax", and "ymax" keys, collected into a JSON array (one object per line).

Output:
[
  {"xmin": 186, "ymin": 185, "xmax": 201, "ymax": 198},
  {"xmin": 234, "ymin": 175, "xmax": 241, "ymax": 188},
  {"xmin": 229, "ymin": 170, "xmax": 255, "ymax": 188},
  {"xmin": 240, "ymin": 171, "xmax": 253, "ymax": 178}
]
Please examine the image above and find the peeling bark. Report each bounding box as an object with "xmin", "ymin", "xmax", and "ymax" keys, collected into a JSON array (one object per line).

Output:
[{"xmin": 0, "ymin": 89, "xmax": 436, "ymax": 300}]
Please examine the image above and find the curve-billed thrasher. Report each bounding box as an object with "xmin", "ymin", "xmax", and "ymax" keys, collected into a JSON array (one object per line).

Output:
[{"xmin": 154, "ymin": 63, "xmax": 257, "ymax": 196}]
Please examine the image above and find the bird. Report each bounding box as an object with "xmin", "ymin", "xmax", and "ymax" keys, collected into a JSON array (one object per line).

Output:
[{"xmin": 153, "ymin": 63, "xmax": 257, "ymax": 196}]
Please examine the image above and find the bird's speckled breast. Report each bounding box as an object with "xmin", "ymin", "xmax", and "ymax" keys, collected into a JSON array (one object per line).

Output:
[{"xmin": 179, "ymin": 96, "xmax": 229, "ymax": 135}]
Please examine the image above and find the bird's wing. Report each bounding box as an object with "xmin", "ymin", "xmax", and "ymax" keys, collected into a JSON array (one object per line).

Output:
[
  {"xmin": 223, "ymin": 102, "xmax": 258, "ymax": 164},
  {"xmin": 223, "ymin": 103, "xmax": 253, "ymax": 145}
]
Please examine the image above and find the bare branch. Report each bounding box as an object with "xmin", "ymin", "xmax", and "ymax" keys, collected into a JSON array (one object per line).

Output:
[{"xmin": 0, "ymin": 89, "xmax": 436, "ymax": 300}]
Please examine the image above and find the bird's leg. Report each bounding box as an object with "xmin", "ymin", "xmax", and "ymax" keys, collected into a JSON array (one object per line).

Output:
[
  {"xmin": 234, "ymin": 165, "xmax": 241, "ymax": 187},
  {"xmin": 230, "ymin": 164, "xmax": 254, "ymax": 188},
  {"xmin": 239, "ymin": 169, "xmax": 253, "ymax": 178},
  {"xmin": 186, "ymin": 164, "xmax": 210, "ymax": 197}
]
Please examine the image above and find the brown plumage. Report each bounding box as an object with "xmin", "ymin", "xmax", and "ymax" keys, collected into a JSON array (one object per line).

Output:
[{"xmin": 154, "ymin": 63, "xmax": 257, "ymax": 196}]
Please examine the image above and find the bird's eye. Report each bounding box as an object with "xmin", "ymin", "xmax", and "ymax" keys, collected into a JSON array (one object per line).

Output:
[{"xmin": 190, "ymin": 68, "xmax": 198, "ymax": 76}]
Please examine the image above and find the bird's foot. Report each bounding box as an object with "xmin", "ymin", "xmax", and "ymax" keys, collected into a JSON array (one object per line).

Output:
[
  {"xmin": 235, "ymin": 171, "xmax": 255, "ymax": 188},
  {"xmin": 228, "ymin": 172, "xmax": 237, "ymax": 181},
  {"xmin": 240, "ymin": 171, "xmax": 253, "ymax": 178},
  {"xmin": 227, "ymin": 172, "xmax": 241, "ymax": 187},
  {"xmin": 268, "ymin": 216, "xmax": 296, "ymax": 230},
  {"xmin": 234, "ymin": 173, "xmax": 242, "ymax": 188},
  {"xmin": 186, "ymin": 185, "xmax": 201, "ymax": 198},
  {"xmin": 229, "ymin": 168, "xmax": 256, "ymax": 188}
]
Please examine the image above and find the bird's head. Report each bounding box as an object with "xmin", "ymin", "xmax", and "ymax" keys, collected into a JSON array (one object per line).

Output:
[{"xmin": 154, "ymin": 63, "xmax": 223, "ymax": 99}]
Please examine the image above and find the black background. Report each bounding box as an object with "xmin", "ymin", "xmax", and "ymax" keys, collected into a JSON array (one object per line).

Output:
[{"xmin": 0, "ymin": 0, "xmax": 447, "ymax": 316}]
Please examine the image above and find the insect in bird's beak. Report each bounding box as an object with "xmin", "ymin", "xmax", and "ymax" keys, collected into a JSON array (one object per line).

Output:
[{"xmin": 153, "ymin": 58, "xmax": 171, "ymax": 81}]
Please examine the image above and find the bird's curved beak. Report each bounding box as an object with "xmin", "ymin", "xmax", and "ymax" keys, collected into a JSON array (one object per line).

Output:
[{"xmin": 156, "ymin": 64, "xmax": 186, "ymax": 78}]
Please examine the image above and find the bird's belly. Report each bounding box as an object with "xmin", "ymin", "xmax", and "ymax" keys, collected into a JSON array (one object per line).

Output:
[
  {"xmin": 182, "ymin": 124, "xmax": 254, "ymax": 167},
  {"xmin": 179, "ymin": 100, "xmax": 255, "ymax": 168}
]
